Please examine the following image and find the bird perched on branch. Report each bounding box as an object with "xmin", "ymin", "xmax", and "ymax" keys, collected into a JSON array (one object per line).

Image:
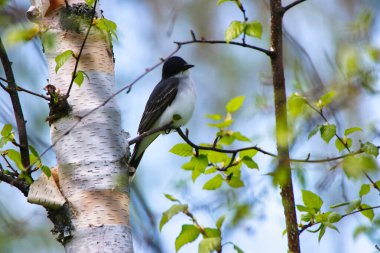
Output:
[{"xmin": 128, "ymin": 56, "xmax": 196, "ymax": 181}]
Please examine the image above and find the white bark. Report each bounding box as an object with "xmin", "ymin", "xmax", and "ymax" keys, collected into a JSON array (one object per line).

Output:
[{"xmin": 27, "ymin": 1, "xmax": 133, "ymax": 252}]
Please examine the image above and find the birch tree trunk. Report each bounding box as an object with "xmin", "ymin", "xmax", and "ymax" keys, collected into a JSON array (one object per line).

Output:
[{"xmin": 26, "ymin": 1, "xmax": 133, "ymax": 252}]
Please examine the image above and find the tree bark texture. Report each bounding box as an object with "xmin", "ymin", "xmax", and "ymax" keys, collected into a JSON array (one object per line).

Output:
[
  {"xmin": 269, "ymin": 0, "xmax": 301, "ymax": 252},
  {"xmin": 27, "ymin": 0, "xmax": 133, "ymax": 252}
]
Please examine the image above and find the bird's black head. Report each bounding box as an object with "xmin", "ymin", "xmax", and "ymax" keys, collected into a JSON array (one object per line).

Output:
[{"xmin": 162, "ymin": 56, "xmax": 194, "ymax": 79}]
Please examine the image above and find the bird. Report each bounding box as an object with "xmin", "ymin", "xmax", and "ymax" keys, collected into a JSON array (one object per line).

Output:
[{"xmin": 128, "ymin": 56, "xmax": 196, "ymax": 181}]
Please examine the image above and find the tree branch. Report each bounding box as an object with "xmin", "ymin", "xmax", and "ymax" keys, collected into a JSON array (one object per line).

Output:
[
  {"xmin": 0, "ymin": 168, "xmax": 29, "ymax": 196},
  {"xmin": 0, "ymin": 77, "xmax": 49, "ymax": 100},
  {"xmin": 175, "ymin": 128, "xmax": 374, "ymax": 164},
  {"xmin": 299, "ymin": 205, "xmax": 380, "ymax": 234},
  {"xmin": 65, "ymin": 0, "xmax": 98, "ymax": 98},
  {"xmin": 128, "ymin": 122, "xmax": 173, "ymax": 145},
  {"xmin": 175, "ymin": 30, "xmax": 273, "ymax": 57},
  {"xmin": 282, "ymin": 0, "xmax": 307, "ymax": 14},
  {"xmin": 0, "ymin": 37, "xmax": 30, "ymax": 172},
  {"xmin": 270, "ymin": 0, "xmax": 300, "ymax": 251}
]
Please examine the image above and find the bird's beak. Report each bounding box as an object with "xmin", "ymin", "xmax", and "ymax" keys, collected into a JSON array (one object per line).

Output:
[{"xmin": 184, "ymin": 64, "xmax": 194, "ymax": 70}]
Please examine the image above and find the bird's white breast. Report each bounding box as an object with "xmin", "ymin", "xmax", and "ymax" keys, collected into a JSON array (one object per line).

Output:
[{"xmin": 158, "ymin": 76, "xmax": 196, "ymax": 128}]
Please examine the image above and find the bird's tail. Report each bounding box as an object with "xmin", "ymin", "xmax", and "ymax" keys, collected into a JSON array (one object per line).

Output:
[
  {"xmin": 128, "ymin": 145, "xmax": 144, "ymax": 182},
  {"xmin": 128, "ymin": 132, "xmax": 161, "ymax": 182}
]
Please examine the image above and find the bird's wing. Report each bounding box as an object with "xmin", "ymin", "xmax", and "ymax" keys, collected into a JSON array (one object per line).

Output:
[{"xmin": 138, "ymin": 77, "xmax": 179, "ymax": 133}]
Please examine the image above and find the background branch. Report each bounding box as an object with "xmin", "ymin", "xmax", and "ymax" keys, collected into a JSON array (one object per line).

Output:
[{"xmin": 0, "ymin": 37, "xmax": 30, "ymax": 172}]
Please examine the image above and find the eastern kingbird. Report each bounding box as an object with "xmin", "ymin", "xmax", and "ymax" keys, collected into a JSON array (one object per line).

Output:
[{"xmin": 128, "ymin": 56, "xmax": 196, "ymax": 180}]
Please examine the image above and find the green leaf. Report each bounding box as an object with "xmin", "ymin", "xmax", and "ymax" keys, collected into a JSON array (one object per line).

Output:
[
  {"xmin": 244, "ymin": 21, "xmax": 262, "ymax": 39},
  {"xmin": 6, "ymin": 149, "xmax": 24, "ymax": 171},
  {"xmin": 194, "ymin": 155, "xmax": 208, "ymax": 172},
  {"xmin": 320, "ymin": 124, "xmax": 336, "ymax": 144},
  {"xmin": 170, "ymin": 143, "xmax": 193, "ymax": 157},
  {"xmin": 216, "ymin": 215, "xmax": 225, "ymax": 230},
  {"xmin": 226, "ymin": 96, "xmax": 245, "ymax": 113},
  {"xmin": 182, "ymin": 157, "xmax": 197, "ymax": 170},
  {"xmin": 335, "ymin": 138, "xmax": 346, "ymax": 152},
  {"xmin": 206, "ymin": 151, "xmax": 229, "ymax": 164},
  {"xmin": 192, "ymin": 169, "xmax": 201, "ymax": 182},
  {"xmin": 360, "ymin": 204, "xmax": 374, "ymax": 221},
  {"xmin": 353, "ymin": 225, "xmax": 367, "ymax": 239},
  {"xmin": 345, "ymin": 199, "xmax": 361, "ymax": 213},
  {"xmin": 327, "ymin": 212, "xmax": 342, "ymax": 223},
  {"xmin": 232, "ymin": 244, "xmax": 244, "ymax": 253},
  {"xmin": 85, "ymin": 0, "xmax": 95, "ymax": 7},
  {"xmin": 308, "ymin": 125, "xmax": 321, "ymax": 139},
  {"xmin": 375, "ymin": 180, "xmax": 380, "ymax": 189},
  {"xmin": 296, "ymin": 205, "xmax": 310, "ymax": 212},
  {"xmin": 359, "ymin": 184, "xmax": 370, "ymax": 197},
  {"xmin": 318, "ymin": 224, "xmax": 326, "ymax": 242},
  {"xmin": 206, "ymin": 114, "xmax": 223, "ymax": 121},
  {"xmin": 330, "ymin": 202, "xmax": 350, "ymax": 208},
  {"xmin": 55, "ymin": 50, "xmax": 73, "ymax": 73},
  {"xmin": 343, "ymin": 155, "xmax": 378, "ymax": 178},
  {"xmin": 325, "ymin": 223, "xmax": 339, "ymax": 233},
  {"xmin": 302, "ymin": 190, "xmax": 323, "ymax": 211},
  {"xmin": 4, "ymin": 24, "xmax": 40, "ymax": 45},
  {"xmin": 198, "ymin": 237, "xmax": 221, "ymax": 253},
  {"xmin": 175, "ymin": 224, "xmax": 200, "ymax": 252},
  {"xmin": 203, "ymin": 174, "xmax": 223, "ymax": 190},
  {"xmin": 41, "ymin": 165, "xmax": 51, "ymax": 178},
  {"xmin": 204, "ymin": 227, "xmax": 220, "ymax": 238},
  {"xmin": 227, "ymin": 176, "xmax": 244, "ymax": 188},
  {"xmin": 239, "ymin": 149, "xmax": 258, "ymax": 158},
  {"xmin": 217, "ymin": 0, "xmax": 234, "ymax": 5},
  {"xmin": 96, "ymin": 18, "xmax": 118, "ymax": 40},
  {"xmin": 225, "ymin": 20, "xmax": 244, "ymax": 43},
  {"xmin": 233, "ymin": 132, "xmax": 250, "ymax": 142},
  {"xmin": 164, "ymin": 194, "xmax": 179, "ymax": 202},
  {"xmin": 288, "ymin": 93, "xmax": 307, "ymax": 117},
  {"xmin": 159, "ymin": 204, "xmax": 188, "ymax": 231},
  {"xmin": 316, "ymin": 91, "xmax": 335, "ymax": 109},
  {"xmin": 208, "ymin": 119, "xmax": 233, "ymax": 129},
  {"xmin": 74, "ymin": 70, "xmax": 89, "ymax": 87},
  {"xmin": 344, "ymin": 127, "xmax": 362, "ymax": 136},
  {"xmin": 242, "ymin": 157, "xmax": 258, "ymax": 169},
  {"xmin": 1, "ymin": 124, "xmax": 12, "ymax": 137},
  {"xmin": 361, "ymin": 142, "xmax": 379, "ymax": 157}
]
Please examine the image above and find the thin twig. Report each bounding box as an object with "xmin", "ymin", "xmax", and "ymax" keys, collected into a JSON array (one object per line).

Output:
[
  {"xmin": 128, "ymin": 122, "xmax": 173, "ymax": 145},
  {"xmin": 282, "ymin": 0, "xmax": 307, "ymax": 14},
  {"xmin": 305, "ymin": 101, "xmax": 380, "ymax": 192},
  {"xmin": 176, "ymin": 128, "xmax": 371, "ymax": 164},
  {"xmin": 175, "ymin": 30, "xmax": 273, "ymax": 56},
  {"xmin": 65, "ymin": 0, "xmax": 98, "ymax": 98},
  {"xmin": 299, "ymin": 205, "xmax": 380, "ymax": 234},
  {"xmin": 0, "ymin": 37, "xmax": 30, "ymax": 172},
  {"xmin": 0, "ymin": 77, "xmax": 49, "ymax": 100},
  {"xmin": 1, "ymin": 154, "xmax": 18, "ymax": 175}
]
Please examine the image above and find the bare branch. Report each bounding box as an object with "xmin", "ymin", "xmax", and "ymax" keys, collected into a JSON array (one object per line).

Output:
[
  {"xmin": 0, "ymin": 166, "xmax": 28, "ymax": 196},
  {"xmin": 0, "ymin": 37, "xmax": 30, "ymax": 172},
  {"xmin": 175, "ymin": 30, "xmax": 273, "ymax": 56},
  {"xmin": 128, "ymin": 122, "xmax": 173, "ymax": 145},
  {"xmin": 282, "ymin": 0, "xmax": 307, "ymax": 14},
  {"xmin": 0, "ymin": 77, "xmax": 49, "ymax": 100}
]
